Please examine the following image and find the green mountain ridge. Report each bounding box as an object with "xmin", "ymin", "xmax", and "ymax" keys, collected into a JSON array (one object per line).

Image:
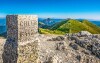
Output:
[{"xmin": 39, "ymin": 19, "xmax": 100, "ymax": 34}]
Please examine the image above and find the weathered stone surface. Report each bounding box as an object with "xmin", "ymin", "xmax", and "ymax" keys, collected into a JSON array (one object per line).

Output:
[
  {"xmin": 2, "ymin": 40, "xmax": 18, "ymax": 63},
  {"xmin": 6, "ymin": 15, "xmax": 38, "ymax": 43},
  {"xmin": 69, "ymin": 42, "xmax": 79, "ymax": 50},
  {"xmin": 17, "ymin": 41, "xmax": 38, "ymax": 63},
  {"xmin": 78, "ymin": 31, "xmax": 92, "ymax": 36},
  {"xmin": 2, "ymin": 15, "xmax": 38, "ymax": 63},
  {"xmin": 67, "ymin": 32, "xmax": 100, "ymax": 59},
  {"xmin": 0, "ymin": 38, "xmax": 6, "ymax": 63},
  {"xmin": 47, "ymin": 36, "xmax": 65, "ymax": 41},
  {"xmin": 1, "ymin": 33, "xmax": 100, "ymax": 63}
]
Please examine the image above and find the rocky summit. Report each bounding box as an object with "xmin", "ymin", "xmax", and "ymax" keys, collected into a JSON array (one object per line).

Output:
[
  {"xmin": 37, "ymin": 31, "xmax": 100, "ymax": 63},
  {"xmin": 0, "ymin": 32, "xmax": 100, "ymax": 63}
]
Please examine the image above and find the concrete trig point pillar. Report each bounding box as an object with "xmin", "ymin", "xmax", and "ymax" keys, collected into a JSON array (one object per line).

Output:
[{"xmin": 3, "ymin": 15, "xmax": 38, "ymax": 63}]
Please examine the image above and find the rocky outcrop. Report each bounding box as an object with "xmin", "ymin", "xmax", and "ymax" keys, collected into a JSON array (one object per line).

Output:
[
  {"xmin": 37, "ymin": 34, "xmax": 100, "ymax": 63},
  {"xmin": 0, "ymin": 34, "xmax": 100, "ymax": 63},
  {"xmin": 78, "ymin": 31, "xmax": 92, "ymax": 36},
  {"xmin": 67, "ymin": 32, "xmax": 100, "ymax": 59}
]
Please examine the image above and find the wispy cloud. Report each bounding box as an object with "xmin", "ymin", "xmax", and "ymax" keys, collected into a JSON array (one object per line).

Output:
[{"xmin": 38, "ymin": 12, "xmax": 100, "ymax": 20}]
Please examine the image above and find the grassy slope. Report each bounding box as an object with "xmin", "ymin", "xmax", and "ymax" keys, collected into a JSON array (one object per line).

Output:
[
  {"xmin": 58, "ymin": 19, "xmax": 100, "ymax": 34},
  {"xmin": 39, "ymin": 19, "xmax": 100, "ymax": 34},
  {"xmin": 82, "ymin": 20, "xmax": 100, "ymax": 34},
  {"xmin": 39, "ymin": 28, "xmax": 65, "ymax": 35}
]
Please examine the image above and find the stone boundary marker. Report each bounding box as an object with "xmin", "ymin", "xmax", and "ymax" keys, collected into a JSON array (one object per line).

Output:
[
  {"xmin": 2, "ymin": 15, "xmax": 39, "ymax": 63},
  {"xmin": 6, "ymin": 15, "xmax": 38, "ymax": 43}
]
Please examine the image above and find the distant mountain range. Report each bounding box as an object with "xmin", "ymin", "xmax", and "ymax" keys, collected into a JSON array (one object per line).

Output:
[{"xmin": 39, "ymin": 18, "xmax": 65, "ymax": 26}]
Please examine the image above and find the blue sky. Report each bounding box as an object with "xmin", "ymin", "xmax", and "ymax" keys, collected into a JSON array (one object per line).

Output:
[{"xmin": 0, "ymin": 0, "xmax": 100, "ymax": 20}]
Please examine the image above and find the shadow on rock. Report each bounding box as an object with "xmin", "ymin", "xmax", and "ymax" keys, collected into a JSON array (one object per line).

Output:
[{"xmin": 2, "ymin": 38, "xmax": 18, "ymax": 63}]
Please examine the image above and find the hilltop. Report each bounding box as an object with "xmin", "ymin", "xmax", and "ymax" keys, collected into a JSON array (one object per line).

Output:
[{"xmin": 39, "ymin": 19, "xmax": 100, "ymax": 34}]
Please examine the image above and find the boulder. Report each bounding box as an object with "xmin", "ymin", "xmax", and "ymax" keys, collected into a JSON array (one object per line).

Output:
[{"xmin": 78, "ymin": 31, "xmax": 92, "ymax": 36}]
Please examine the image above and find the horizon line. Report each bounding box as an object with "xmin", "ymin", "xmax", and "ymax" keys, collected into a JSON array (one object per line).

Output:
[{"xmin": 0, "ymin": 14, "xmax": 100, "ymax": 21}]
